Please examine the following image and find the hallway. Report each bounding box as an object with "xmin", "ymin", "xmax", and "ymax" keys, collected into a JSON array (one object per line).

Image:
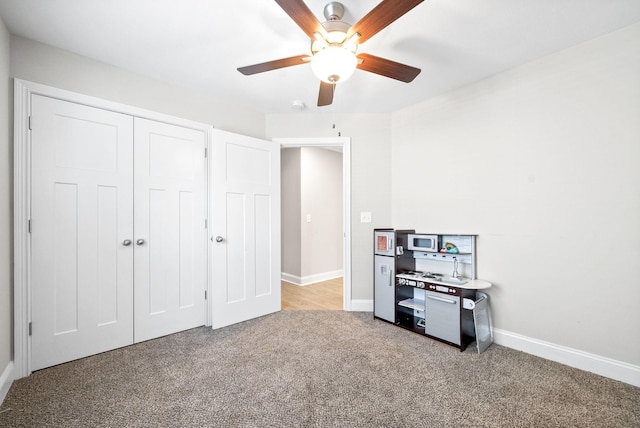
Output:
[{"xmin": 281, "ymin": 278, "xmax": 343, "ymax": 310}]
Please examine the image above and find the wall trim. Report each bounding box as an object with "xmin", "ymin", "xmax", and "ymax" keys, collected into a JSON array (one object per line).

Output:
[
  {"xmin": 493, "ymin": 328, "xmax": 640, "ymax": 387},
  {"xmin": 0, "ymin": 361, "xmax": 14, "ymax": 405},
  {"xmin": 281, "ymin": 270, "xmax": 343, "ymax": 286},
  {"xmin": 13, "ymin": 79, "xmax": 30, "ymax": 379}
]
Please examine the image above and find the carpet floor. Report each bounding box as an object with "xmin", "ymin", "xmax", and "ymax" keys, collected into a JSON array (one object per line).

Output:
[{"xmin": 1, "ymin": 311, "xmax": 638, "ymax": 427}]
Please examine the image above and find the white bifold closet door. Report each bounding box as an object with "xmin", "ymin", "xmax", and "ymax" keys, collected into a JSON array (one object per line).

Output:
[{"xmin": 30, "ymin": 95, "xmax": 206, "ymax": 371}]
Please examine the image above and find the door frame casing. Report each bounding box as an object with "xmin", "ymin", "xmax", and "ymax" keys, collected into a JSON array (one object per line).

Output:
[
  {"xmin": 274, "ymin": 137, "xmax": 352, "ymax": 311},
  {"xmin": 13, "ymin": 79, "xmax": 213, "ymax": 379}
]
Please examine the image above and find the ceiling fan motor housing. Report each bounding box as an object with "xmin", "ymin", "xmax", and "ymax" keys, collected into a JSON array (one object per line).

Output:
[
  {"xmin": 321, "ymin": 1, "xmax": 351, "ymax": 45},
  {"xmin": 324, "ymin": 2, "xmax": 345, "ymax": 21}
]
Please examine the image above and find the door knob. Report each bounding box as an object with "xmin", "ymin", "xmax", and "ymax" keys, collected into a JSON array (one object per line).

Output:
[
  {"xmin": 215, "ymin": 236, "xmax": 224, "ymax": 243},
  {"xmin": 122, "ymin": 239, "xmax": 132, "ymax": 246},
  {"xmin": 136, "ymin": 239, "xmax": 145, "ymax": 246}
]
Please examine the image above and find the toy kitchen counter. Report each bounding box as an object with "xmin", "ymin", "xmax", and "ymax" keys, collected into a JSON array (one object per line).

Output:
[
  {"xmin": 396, "ymin": 271, "xmax": 492, "ymax": 290},
  {"xmin": 374, "ymin": 230, "xmax": 494, "ymax": 353}
]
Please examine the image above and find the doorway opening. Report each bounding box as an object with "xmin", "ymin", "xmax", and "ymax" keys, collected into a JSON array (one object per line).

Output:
[{"xmin": 275, "ymin": 137, "xmax": 351, "ymax": 311}]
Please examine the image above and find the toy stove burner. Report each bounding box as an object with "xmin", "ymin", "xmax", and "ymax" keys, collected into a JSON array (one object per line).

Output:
[{"xmin": 421, "ymin": 272, "xmax": 443, "ymax": 279}]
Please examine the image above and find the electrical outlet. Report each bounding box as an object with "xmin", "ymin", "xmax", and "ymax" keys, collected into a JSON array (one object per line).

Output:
[
  {"xmin": 306, "ymin": 214, "xmax": 311, "ymax": 223},
  {"xmin": 360, "ymin": 211, "xmax": 372, "ymax": 223}
]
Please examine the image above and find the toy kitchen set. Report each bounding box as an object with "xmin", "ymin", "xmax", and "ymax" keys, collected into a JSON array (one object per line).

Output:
[{"xmin": 373, "ymin": 229, "xmax": 493, "ymax": 353}]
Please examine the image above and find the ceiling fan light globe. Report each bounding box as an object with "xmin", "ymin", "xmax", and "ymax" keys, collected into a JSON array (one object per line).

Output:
[{"xmin": 311, "ymin": 47, "xmax": 357, "ymax": 84}]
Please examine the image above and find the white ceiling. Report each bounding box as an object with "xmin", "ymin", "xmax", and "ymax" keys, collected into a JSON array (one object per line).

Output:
[{"xmin": 1, "ymin": 0, "xmax": 639, "ymax": 114}]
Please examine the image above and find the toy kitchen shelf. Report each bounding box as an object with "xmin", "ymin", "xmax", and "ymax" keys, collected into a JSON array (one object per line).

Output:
[{"xmin": 373, "ymin": 230, "xmax": 493, "ymax": 353}]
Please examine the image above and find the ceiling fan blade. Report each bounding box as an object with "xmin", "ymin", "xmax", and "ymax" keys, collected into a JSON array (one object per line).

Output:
[
  {"xmin": 237, "ymin": 55, "xmax": 310, "ymax": 75},
  {"xmin": 317, "ymin": 81, "xmax": 335, "ymax": 106},
  {"xmin": 275, "ymin": 0, "xmax": 327, "ymax": 39},
  {"xmin": 356, "ymin": 53, "xmax": 421, "ymax": 82},
  {"xmin": 348, "ymin": 0, "xmax": 424, "ymax": 44}
]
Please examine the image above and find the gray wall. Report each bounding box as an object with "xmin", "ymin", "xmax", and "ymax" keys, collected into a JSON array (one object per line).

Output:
[
  {"xmin": 392, "ymin": 23, "xmax": 640, "ymax": 366},
  {"xmin": 10, "ymin": 36, "xmax": 265, "ymax": 138},
  {"xmin": 300, "ymin": 147, "xmax": 342, "ymax": 278},
  {"xmin": 281, "ymin": 148, "xmax": 302, "ymax": 277},
  {"xmin": 0, "ymin": 14, "xmax": 11, "ymax": 377}
]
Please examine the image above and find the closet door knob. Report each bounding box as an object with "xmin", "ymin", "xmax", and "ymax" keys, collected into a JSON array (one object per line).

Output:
[
  {"xmin": 136, "ymin": 239, "xmax": 145, "ymax": 246},
  {"xmin": 122, "ymin": 239, "xmax": 132, "ymax": 246},
  {"xmin": 215, "ymin": 236, "xmax": 224, "ymax": 243}
]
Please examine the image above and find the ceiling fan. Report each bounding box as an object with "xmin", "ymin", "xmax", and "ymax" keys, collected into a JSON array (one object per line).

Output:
[{"xmin": 237, "ymin": 0, "xmax": 424, "ymax": 107}]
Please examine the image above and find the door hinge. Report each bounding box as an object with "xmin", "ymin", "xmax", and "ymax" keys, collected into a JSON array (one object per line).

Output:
[
  {"xmin": 205, "ymin": 219, "xmax": 207, "ymax": 229},
  {"xmin": 28, "ymin": 116, "xmax": 32, "ymax": 131},
  {"xmin": 29, "ymin": 322, "xmax": 32, "ymax": 336},
  {"xmin": 204, "ymin": 290, "xmax": 207, "ymax": 300},
  {"xmin": 204, "ymin": 147, "xmax": 207, "ymax": 158},
  {"xmin": 28, "ymin": 219, "xmax": 31, "ymax": 233}
]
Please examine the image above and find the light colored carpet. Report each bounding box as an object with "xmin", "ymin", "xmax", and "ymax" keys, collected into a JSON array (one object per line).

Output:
[{"xmin": 1, "ymin": 311, "xmax": 638, "ymax": 427}]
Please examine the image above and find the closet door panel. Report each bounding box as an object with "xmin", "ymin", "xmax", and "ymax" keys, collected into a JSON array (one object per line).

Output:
[
  {"xmin": 133, "ymin": 118, "xmax": 207, "ymax": 342},
  {"xmin": 30, "ymin": 95, "xmax": 134, "ymax": 371}
]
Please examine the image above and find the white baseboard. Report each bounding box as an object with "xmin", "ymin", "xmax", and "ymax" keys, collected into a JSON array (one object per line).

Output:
[
  {"xmin": 493, "ymin": 328, "xmax": 640, "ymax": 387},
  {"xmin": 0, "ymin": 361, "xmax": 14, "ymax": 406},
  {"xmin": 349, "ymin": 299, "xmax": 373, "ymax": 312},
  {"xmin": 281, "ymin": 270, "xmax": 343, "ymax": 286}
]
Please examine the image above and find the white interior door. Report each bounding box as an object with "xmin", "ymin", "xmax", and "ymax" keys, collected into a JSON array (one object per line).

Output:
[
  {"xmin": 133, "ymin": 118, "xmax": 207, "ymax": 342},
  {"xmin": 30, "ymin": 95, "xmax": 135, "ymax": 371},
  {"xmin": 211, "ymin": 129, "xmax": 281, "ymax": 329}
]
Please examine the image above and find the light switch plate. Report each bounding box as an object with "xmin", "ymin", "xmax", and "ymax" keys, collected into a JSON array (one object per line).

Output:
[{"xmin": 360, "ymin": 211, "xmax": 372, "ymax": 223}]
